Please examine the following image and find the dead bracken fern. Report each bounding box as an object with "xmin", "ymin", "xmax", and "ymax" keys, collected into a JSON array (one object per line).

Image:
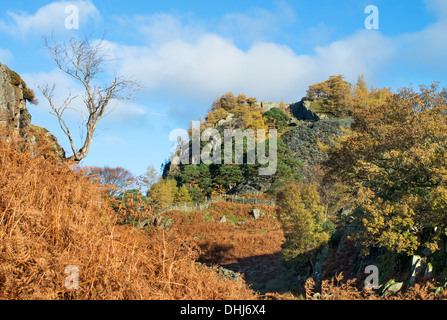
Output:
[
  {"xmin": 304, "ymin": 273, "xmax": 376, "ymax": 300},
  {"xmin": 0, "ymin": 128, "xmax": 257, "ymax": 300},
  {"xmin": 304, "ymin": 272, "xmax": 447, "ymax": 300}
]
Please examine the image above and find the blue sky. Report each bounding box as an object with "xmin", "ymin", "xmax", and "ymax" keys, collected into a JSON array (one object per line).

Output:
[{"xmin": 0, "ymin": 0, "xmax": 446, "ymax": 177}]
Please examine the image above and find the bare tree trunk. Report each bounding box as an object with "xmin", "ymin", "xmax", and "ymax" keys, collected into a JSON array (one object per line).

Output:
[{"xmin": 39, "ymin": 34, "xmax": 140, "ymax": 162}]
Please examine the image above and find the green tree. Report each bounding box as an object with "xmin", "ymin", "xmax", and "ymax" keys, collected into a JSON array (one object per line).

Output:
[
  {"xmin": 178, "ymin": 163, "xmax": 213, "ymax": 197},
  {"xmin": 262, "ymin": 107, "xmax": 290, "ymax": 132},
  {"xmin": 267, "ymin": 137, "xmax": 303, "ymax": 193},
  {"xmin": 174, "ymin": 185, "xmax": 193, "ymax": 204},
  {"xmin": 276, "ymin": 182, "xmax": 330, "ymax": 268},
  {"xmin": 214, "ymin": 164, "xmax": 244, "ymax": 193}
]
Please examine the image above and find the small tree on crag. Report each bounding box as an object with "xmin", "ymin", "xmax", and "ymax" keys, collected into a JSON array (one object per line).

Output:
[{"xmin": 306, "ymin": 75, "xmax": 353, "ymax": 118}]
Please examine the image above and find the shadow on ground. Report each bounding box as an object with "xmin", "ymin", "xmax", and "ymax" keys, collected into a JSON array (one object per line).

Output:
[{"xmin": 201, "ymin": 251, "xmax": 298, "ymax": 295}]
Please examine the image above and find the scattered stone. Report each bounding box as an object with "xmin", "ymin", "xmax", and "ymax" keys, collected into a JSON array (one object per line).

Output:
[
  {"xmin": 220, "ymin": 216, "xmax": 227, "ymax": 223},
  {"xmin": 424, "ymin": 262, "xmax": 433, "ymax": 278},
  {"xmin": 154, "ymin": 216, "xmax": 163, "ymax": 227},
  {"xmin": 251, "ymin": 208, "xmax": 264, "ymax": 220},
  {"xmin": 380, "ymin": 280, "xmax": 403, "ymax": 298},
  {"xmin": 409, "ymin": 255, "xmax": 424, "ymax": 286},
  {"xmin": 435, "ymin": 285, "xmax": 445, "ymax": 296},
  {"xmin": 216, "ymin": 266, "xmax": 242, "ymax": 281},
  {"xmin": 138, "ymin": 218, "xmax": 152, "ymax": 228},
  {"xmin": 160, "ymin": 218, "xmax": 174, "ymax": 229}
]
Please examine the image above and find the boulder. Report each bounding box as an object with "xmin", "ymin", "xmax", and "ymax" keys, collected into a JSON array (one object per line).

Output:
[
  {"xmin": 260, "ymin": 101, "xmax": 290, "ymax": 112},
  {"xmin": 424, "ymin": 262, "xmax": 433, "ymax": 278},
  {"xmin": 154, "ymin": 216, "xmax": 163, "ymax": 227},
  {"xmin": 251, "ymin": 208, "xmax": 264, "ymax": 220},
  {"xmin": 138, "ymin": 218, "xmax": 152, "ymax": 229},
  {"xmin": 409, "ymin": 255, "xmax": 424, "ymax": 286},
  {"xmin": 217, "ymin": 113, "xmax": 235, "ymax": 127},
  {"xmin": 220, "ymin": 216, "xmax": 227, "ymax": 223},
  {"xmin": 231, "ymin": 176, "xmax": 272, "ymax": 195},
  {"xmin": 380, "ymin": 280, "xmax": 403, "ymax": 298},
  {"xmin": 160, "ymin": 218, "xmax": 174, "ymax": 229},
  {"xmin": 289, "ymin": 99, "xmax": 321, "ymax": 121}
]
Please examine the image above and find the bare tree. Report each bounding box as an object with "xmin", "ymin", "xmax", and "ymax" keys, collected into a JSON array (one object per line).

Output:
[
  {"xmin": 39, "ymin": 34, "xmax": 140, "ymax": 161},
  {"xmin": 86, "ymin": 166, "xmax": 135, "ymax": 197},
  {"xmin": 136, "ymin": 164, "xmax": 161, "ymax": 194}
]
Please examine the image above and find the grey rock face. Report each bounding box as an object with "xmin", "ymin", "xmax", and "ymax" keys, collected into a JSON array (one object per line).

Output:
[
  {"xmin": 0, "ymin": 63, "xmax": 29, "ymax": 130},
  {"xmin": 281, "ymin": 118, "xmax": 353, "ymax": 166},
  {"xmin": 260, "ymin": 101, "xmax": 290, "ymax": 112},
  {"xmin": 289, "ymin": 99, "xmax": 321, "ymax": 121},
  {"xmin": 0, "ymin": 62, "xmax": 65, "ymax": 159}
]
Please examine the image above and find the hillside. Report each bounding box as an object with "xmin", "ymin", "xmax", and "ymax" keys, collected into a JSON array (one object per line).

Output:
[
  {"xmin": 157, "ymin": 75, "xmax": 447, "ymax": 299},
  {"xmin": 1, "ymin": 66, "xmax": 447, "ymax": 301},
  {"xmin": 0, "ymin": 128, "xmax": 258, "ymax": 299}
]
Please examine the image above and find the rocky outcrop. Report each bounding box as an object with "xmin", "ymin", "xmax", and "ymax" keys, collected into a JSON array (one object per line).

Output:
[
  {"xmin": 0, "ymin": 62, "xmax": 65, "ymax": 158},
  {"xmin": 289, "ymin": 98, "xmax": 321, "ymax": 121},
  {"xmin": 0, "ymin": 63, "xmax": 31, "ymax": 131},
  {"xmin": 260, "ymin": 101, "xmax": 291, "ymax": 112},
  {"xmin": 281, "ymin": 118, "xmax": 353, "ymax": 166}
]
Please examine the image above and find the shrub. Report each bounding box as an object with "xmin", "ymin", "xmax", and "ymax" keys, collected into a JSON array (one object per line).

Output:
[
  {"xmin": 262, "ymin": 107, "xmax": 289, "ymax": 132},
  {"xmin": 7, "ymin": 69, "xmax": 38, "ymax": 104}
]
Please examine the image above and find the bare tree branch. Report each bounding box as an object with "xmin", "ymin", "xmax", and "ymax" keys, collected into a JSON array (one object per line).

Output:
[{"xmin": 39, "ymin": 34, "xmax": 141, "ymax": 161}]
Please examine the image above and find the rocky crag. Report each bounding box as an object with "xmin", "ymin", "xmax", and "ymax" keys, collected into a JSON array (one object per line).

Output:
[
  {"xmin": 0, "ymin": 62, "xmax": 65, "ymax": 158},
  {"xmin": 163, "ymin": 96, "xmax": 352, "ymax": 193},
  {"xmin": 235, "ymin": 98, "xmax": 352, "ymax": 193},
  {"xmin": 0, "ymin": 63, "xmax": 32, "ymax": 130}
]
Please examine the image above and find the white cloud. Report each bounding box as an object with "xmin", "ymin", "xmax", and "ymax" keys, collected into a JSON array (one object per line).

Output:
[
  {"xmin": 107, "ymin": 15, "xmax": 397, "ymax": 107},
  {"xmin": 104, "ymin": 100, "xmax": 149, "ymax": 123},
  {"xmin": 425, "ymin": 0, "xmax": 447, "ymax": 21},
  {"xmin": 0, "ymin": 0, "xmax": 100, "ymax": 37},
  {"xmin": 396, "ymin": 19, "xmax": 447, "ymax": 76},
  {"xmin": 13, "ymin": 1, "xmax": 447, "ymax": 127},
  {"xmin": 101, "ymin": 135, "xmax": 129, "ymax": 146},
  {"xmin": 218, "ymin": 1, "xmax": 296, "ymax": 45},
  {"xmin": 313, "ymin": 30, "xmax": 396, "ymax": 83},
  {"xmin": 133, "ymin": 13, "xmax": 205, "ymax": 46}
]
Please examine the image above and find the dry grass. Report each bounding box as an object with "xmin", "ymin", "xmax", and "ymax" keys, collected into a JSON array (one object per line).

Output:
[
  {"xmin": 304, "ymin": 273, "xmax": 447, "ymax": 300},
  {"xmin": 3, "ymin": 128, "xmax": 443, "ymax": 300},
  {"xmin": 0, "ymin": 129, "xmax": 257, "ymax": 300},
  {"xmin": 163, "ymin": 201, "xmax": 284, "ymax": 266}
]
